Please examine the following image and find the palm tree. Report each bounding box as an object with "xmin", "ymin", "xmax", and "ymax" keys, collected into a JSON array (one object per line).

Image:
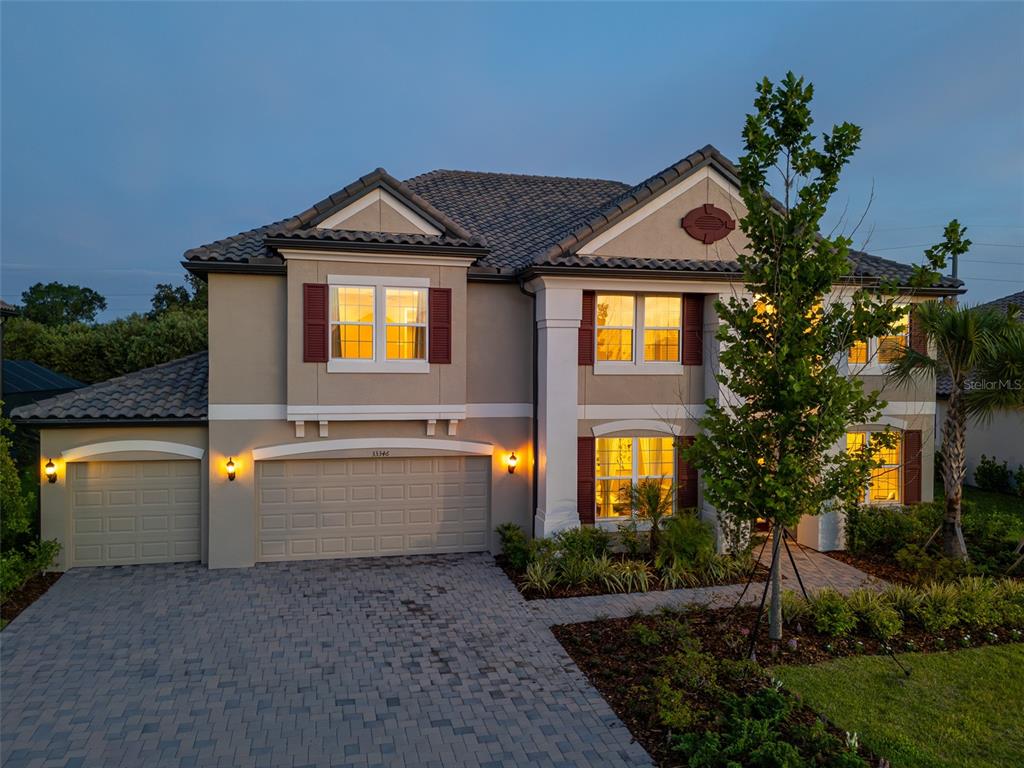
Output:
[
  {"xmin": 888, "ymin": 300, "xmax": 1023, "ymax": 559},
  {"xmin": 623, "ymin": 477, "xmax": 675, "ymax": 559}
]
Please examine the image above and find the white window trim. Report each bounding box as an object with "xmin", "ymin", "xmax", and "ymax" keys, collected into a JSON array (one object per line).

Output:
[
  {"xmin": 594, "ymin": 292, "xmax": 688, "ymax": 375},
  {"xmin": 850, "ymin": 430, "xmax": 903, "ymax": 505},
  {"xmin": 595, "ymin": 436, "xmax": 677, "ymax": 521},
  {"xmin": 326, "ymin": 275, "xmax": 430, "ymax": 374}
]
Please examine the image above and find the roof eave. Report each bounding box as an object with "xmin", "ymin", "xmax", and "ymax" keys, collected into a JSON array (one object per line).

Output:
[
  {"xmin": 11, "ymin": 417, "xmax": 208, "ymax": 428},
  {"xmin": 183, "ymin": 260, "xmax": 287, "ymax": 277},
  {"xmin": 264, "ymin": 237, "xmax": 489, "ymax": 259}
]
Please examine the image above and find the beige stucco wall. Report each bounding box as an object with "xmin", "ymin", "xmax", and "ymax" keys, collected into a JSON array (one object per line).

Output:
[
  {"xmin": 579, "ymin": 366, "xmax": 703, "ymax": 406},
  {"xmin": 936, "ymin": 400, "xmax": 1024, "ymax": 485},
  {"xmin": 207, "ymin": 416, "xmax": 532, "ymax": 568},
  {"xmin": 38, "ymin": 425, "xmax": 210, "ymax": 571},
  {"xmin": 586, "ymin": 171, "xmax": 749, "ymax": 262},
  {"xmin": 466, "ymin": 282, "xmax": 533, "ymax": 404},
  {"xmin": 285, "ymin": 259, "xmax": 468, "ymax": 407},
  {"xmin": 208, "ymin": 273, "xmax": 287, "ymax": 404}
]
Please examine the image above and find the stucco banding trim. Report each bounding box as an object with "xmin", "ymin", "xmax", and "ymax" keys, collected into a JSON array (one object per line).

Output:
[
  {"xmin": 591, "ymin": 419, "xmax": 683, "ymax": 437},
  {"xmin": 251, "ymin": 438, "xmax": 494, "ymax": 461},
  {"xmin": 60, "ymin": 440, "xmax": 206, "ymax": 461}
]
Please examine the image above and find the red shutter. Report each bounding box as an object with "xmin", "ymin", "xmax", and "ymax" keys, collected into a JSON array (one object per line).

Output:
[
  {"xmin": 579, "ymin": 290, "xmax": 595, "ymax": 366},
  {"xmin": 682, "ymin": 294, "xmax": 704, "ymax": 366},
  {"xmin": 428, "ymin": 287, "xmax": 452, "ymax": 364},
  {"xmin": 677, "ymin": 436, "xmax": 698, "ymax": 510},
  {"xmin": 577, "ymin": 436, "xmax": 596, "ymax": 525},
  {"xmin": 909, "ymin": 305, "xmax": 927, "ymax": 355},
  {"xmin": 902, "ymin": 429, "xmax": 922, "ymax": 505},
  {"xmin": 303, "ymin": 283, "xmax": 328, "ymax": 363}
]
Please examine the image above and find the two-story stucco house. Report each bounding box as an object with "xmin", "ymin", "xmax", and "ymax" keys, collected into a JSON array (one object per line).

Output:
[{"xmin": 13, "ymin": 145, "xmax": 962, "ymax": 570}]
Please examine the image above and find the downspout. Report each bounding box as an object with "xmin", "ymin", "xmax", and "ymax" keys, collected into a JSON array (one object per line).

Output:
[{"xmin": 518, "ymin": 276, "xmax": 539, "ymax": 537}]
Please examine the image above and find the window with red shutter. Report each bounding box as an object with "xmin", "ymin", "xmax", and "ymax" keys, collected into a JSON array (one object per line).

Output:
[
  {"xmin": 682, "ymin": 294, "xmax": 704, "ymax": 366},
  {"xmin": 577, "ymin": 436, "xmax": 596, "ymax": 525},
  {"xmin": 909, "ymin": 306, "xmax": 927, "ymax": 355},
  {"xmin": 579, "ymin": 291, "xmax": 595, "ymax": 366},
  {"xmin": 677, "ymin": 436, "xmax": 698, "ymax": 509},
  {"xmin": 427, "ymin": 287, "xmax": 452, "ymax": 364},
  {"xmin": 303, "ymin": 283, "xmax": 329, "ymax": 363}
]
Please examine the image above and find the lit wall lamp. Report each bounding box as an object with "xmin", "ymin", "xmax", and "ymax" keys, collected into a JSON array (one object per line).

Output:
[
  {"xmin": 506, "ymin": 451, "xmax": 518, "ymax": 475},
  {"xmin": 44, "ymin": 459, "xmax": 58, "ymax": 484},
  {"xmin": 226, "ymin": 457, "xmax": 237, "ymax": 482}
]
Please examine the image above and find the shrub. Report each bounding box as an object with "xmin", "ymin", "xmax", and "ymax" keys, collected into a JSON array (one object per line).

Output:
[
  {"xmin": 613, "ymin": 560, "xmax": 652, "ymax": 593},
  {"xmin": 847, "ymin": 588, "xmax": 903, "ymax": 642},
  {"xmin": 809, "ymin": 588, "xmax": 858, "ymax": 638},
  {"xmin": 652, "ymin": 675, "xmax": 695, "ymax": 731},
  {"xmin": 553, "ymin": 526, "xmax": 611, "ymax": 559},
  {"xmin": 974, "ymin": 454, "xmax": 1012, "ymax": 493},
  {"xmin": 913, "ymin": 582, "xmax": 960, "ymax": 633},
  {"xmin": 522, "ymin": 560, "xmax": 555, "ymax": 595},
  {"xmin": 882, "ymin": 583, "xmax": 923, "ymax": 618},
  {"xmin": 1015, "ymin": 465, "xmax": 1024, "ymax": 498},
  {"xmin": 780, "ymin": 590, "xmax": 811, "ymax": 625},
  {"xmin": 656, "ymin": 514, "xmax": 716, "ymax": 569},
  {"xmin": 843, "ymin": 503, "xmax": 939, "ymax": 557},
  {"xmin": 994, "ymin": 579, "xmax": 1024, "ymax": 627},
  {"xmin": 628, "ymin": 622, "xmax": 663, "ymax": 648},
  {"xmin": 624, "ymin": 478, "xmax": 674, "ymax": 556},
  {"xmin": 954, "ymin": 576, "xmax": 1002, "ymax": 630},
  {"xmin": 591, "ymin": 554, "xmax": 624, "ymax": 594},
  {"xmin": 555, "ymin": 554, "xmax": 598, "ymax": 588},
  {"xmin": 616, "ymin": 519, "xmax": 647, "ymax": 557},
  {"xmin": 660, "ymin": 560, "xmax": 699, "ymax": 590},
  {"xmin": 495, "ymin": 523, "xmax": 530, "ymax": 571},
  {"xmin": 661, "ymin": 648, "xmax": 718, "ymax": 690}
]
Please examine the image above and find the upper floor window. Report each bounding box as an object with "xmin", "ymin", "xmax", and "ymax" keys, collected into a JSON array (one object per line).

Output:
[
  {"xmin": 596, "ymin": 293, "xmax": 684, "ymax": 364},
  {"xmin": 846, "ymin": 431, "xmax": 901, "ymax": 504},
  {"xmin": 595, "ymin": 436, "xmax": 675, "ymax": 518},
  {"xmin": 849, "ymin": 310, "xmax": 908, "ymax": 367},
  {"xmin": 327, "ymin": 278, "xmax": 430, "ymax": 372}
]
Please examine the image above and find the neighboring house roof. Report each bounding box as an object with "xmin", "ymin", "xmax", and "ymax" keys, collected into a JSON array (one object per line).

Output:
[
  {"xmin": 0, "ymin": 299, "xmax": 18, "ymax": 318},
  {"xmin": 10, "ymin": 352, "xmax": 207, "ymax": 424},
  {"xmin": 936, "ymin": 290, "xmax": 1024, "ymax": 397},
  {"xmin": 183, "ymin": 144, "xmax": 961, "ymax": 291},
  {"xmin": 2, "ymin": 361, "xmax": 83, "ymax": 394}
]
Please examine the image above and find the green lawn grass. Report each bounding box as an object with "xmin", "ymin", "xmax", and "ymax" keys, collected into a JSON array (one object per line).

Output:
[{"xmin": 775, "ymin": 644, "xmax": 1024, "ymax": 768}]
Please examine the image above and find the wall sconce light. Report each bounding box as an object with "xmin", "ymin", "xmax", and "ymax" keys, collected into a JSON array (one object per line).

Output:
[
  {"xmin": 44, "ymin": 459, "xmax": 57, "ymax": 484},
  {"xmin": 226, "ymin": 457, "xmax": 236, "ymax": 482},
  {"xmin": 507, "ymin": 451, "xmax": 518, "ymax": 475}
]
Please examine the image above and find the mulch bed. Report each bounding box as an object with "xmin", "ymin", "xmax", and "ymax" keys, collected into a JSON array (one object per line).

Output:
[
  {"xmin": 553, "ymin": 604, "xmax": 1020, "ymax": 767},
  {"xmin": 1, "ymin": 572, "xmax": 62, "ymax": 627},
  {"xmin": 496, "ymin": 555, "xmax": 767, "ymax": 600},
  {"xmin": 825, "ymin": 550, "xmax": 916, "ymax": 584}
]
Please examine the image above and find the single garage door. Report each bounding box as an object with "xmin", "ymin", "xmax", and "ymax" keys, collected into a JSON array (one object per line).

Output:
[
  {"xmin": 70, "ymin": 460, "xmax": 201, "ymax": 567},
  {"xmin": 257, "ymin": 455, "xmax": 490, "ymax": 561}
]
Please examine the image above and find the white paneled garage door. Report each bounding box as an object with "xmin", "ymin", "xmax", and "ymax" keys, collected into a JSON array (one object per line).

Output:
[
  {"xmin": 257, "ymin": 455, "xmax": 490, "ymax": 561},
  {"xmin": 70, "ymin": 460, "xmax": 201, "ymax": 567}
]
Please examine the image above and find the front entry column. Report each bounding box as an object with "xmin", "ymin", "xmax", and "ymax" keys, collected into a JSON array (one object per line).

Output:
[{"xmin": 534, "ymin": 283, "xmax": 582, "ymax": 539}]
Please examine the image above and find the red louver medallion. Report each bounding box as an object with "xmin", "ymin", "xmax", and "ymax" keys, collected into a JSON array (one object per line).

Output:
[{"xmin": 681, "ymin": 204, "xmax": 736, "ymax": 244}]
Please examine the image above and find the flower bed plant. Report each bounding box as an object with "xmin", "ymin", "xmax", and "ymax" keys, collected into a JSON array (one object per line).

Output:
[
  {"xmin": 496, "ymin": 520, "xmax": 762, "ymax": 599},
  {"xmin": 553, "ymin": 577, "xmax": 1024, "ymax": 767}
]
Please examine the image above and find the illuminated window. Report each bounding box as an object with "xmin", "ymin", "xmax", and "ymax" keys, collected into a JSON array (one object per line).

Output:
[
  {"xmin": 331, "ymin": 286, "xmax": 375, "ymax": 359},
  {"xmin": 846, "ymin": 431, "xmax": 901, "ymax": 504},
  {"xmin": 595, "ymin": 436, "xmax": 675, "ymax": 518},
  {"xmin": 385, "ymin": 288, "xmax": 427, "ymax": 360},
  {"xmin": 848, "ymin": 307, "xmax": 909, "ymax": 367},
  {"xmin": 596, "ymin": 294, "xmax": 635, "ymax": 361},
  {"xmin": 643, "ymin": 296, "xmax": 682, "ymax": 362}
]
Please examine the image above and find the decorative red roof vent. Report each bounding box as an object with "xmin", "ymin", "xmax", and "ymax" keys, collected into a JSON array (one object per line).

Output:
[{"xmin": 681, "ymin": 204, "xmax": 736, "ymax": 244}]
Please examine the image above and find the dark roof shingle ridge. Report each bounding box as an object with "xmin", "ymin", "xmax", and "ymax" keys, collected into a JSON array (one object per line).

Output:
[{"xmin": 406, "ymin": 168, "xmax": 631, "ymax": 186}]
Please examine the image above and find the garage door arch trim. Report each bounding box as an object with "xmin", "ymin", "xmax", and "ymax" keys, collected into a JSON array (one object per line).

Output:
[{"xmin": 252, "ymin": 438, "xmax": 493, "ymax": 462}]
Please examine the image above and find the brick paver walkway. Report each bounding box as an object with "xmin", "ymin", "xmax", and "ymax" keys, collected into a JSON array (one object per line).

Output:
[{"xmin": 1, "ymin": 549, "xmax": 876, "ymax": 768}]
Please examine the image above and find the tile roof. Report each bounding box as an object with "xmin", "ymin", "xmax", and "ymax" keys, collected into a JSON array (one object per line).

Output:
[
  {"xmin": 937, "ymin": 290, "xmax": 1024, "ymax": 397},
  {"xmin": 0, "ymin": 299, "xmax": 18, "ymax": 317},
  {"xmin": 182, "ymin": 144, "xmax": 964, "ymax": 291},
  {"xmin": 2, "ymin": 361, "xmax": 83, "ymax": 395},
  {"xmin": 10, "ymin": 352, "xmax": 207, "ymax": 423}
]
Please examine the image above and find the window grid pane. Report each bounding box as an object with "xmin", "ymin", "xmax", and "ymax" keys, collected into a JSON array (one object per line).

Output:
[
  {"xmin": 596, "ymin": 295, "xmax": 635, "ymax": 362},
  {"xmin": 384, "ymin": 288, "xmax": 427, "ymax": 361},
  {"xmin": 332, "ymin": 287, "xmax": 375, "ymax": 360},
  {"xmin": 595, "ymin": 436, "xmax": 675, "ymax": 518},
  {"xmin": 846, "ymin": 431, "xmax": 901, "ymax": 504},
  {"xmin": 848, "ymin": 341, "xmax": 868, "ymax": 365}
]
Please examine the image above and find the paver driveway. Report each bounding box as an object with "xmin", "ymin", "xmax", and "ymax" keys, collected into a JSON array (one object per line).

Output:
[{"xmin": 1, "ymin": 554, "xmax": 651, "ymax": 768}]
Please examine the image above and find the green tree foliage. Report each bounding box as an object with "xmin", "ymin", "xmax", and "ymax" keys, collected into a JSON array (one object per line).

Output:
[
  {"xmin": 685, "ymin": 73, "xmax": 913, "ymax": 639},
  {"xmin": 0, "ymin": 412, "xmax": 59, "ymax": 602},
  {"xmin": 19, "ymin": 282, "xmax": 107, "ymax": 325},
  {"xmin": 3, "ymin": 308, "xmax": 206, "ymax": 384},
  {"xmin": 149, "ymin": 274, "xmax": 207, "ymax": 317}
]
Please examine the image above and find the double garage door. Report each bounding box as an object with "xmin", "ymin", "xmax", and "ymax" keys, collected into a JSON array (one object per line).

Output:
[
  {"xmin": 257, "ymin": 455, "xmax": 490, "ymax": 561},
  {"xmin": 70, "ymin": 460, "xmax": 202, "ymax": 567}
]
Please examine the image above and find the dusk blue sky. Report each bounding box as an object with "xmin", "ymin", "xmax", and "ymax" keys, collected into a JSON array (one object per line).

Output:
[{"xmin": 3, "ymin": 2, "xmax": 1022, "ymax": 319}]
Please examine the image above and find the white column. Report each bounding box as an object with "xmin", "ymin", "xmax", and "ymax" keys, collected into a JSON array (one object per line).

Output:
[{"xmin": 534, "ymin": 283, "xmax": 582, "ymax": 539}]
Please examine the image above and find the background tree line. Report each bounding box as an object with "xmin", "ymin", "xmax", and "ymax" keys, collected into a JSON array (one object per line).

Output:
[{"xmin": 4, "ymin": 275, "xmax": 207, "ymax": 384}]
